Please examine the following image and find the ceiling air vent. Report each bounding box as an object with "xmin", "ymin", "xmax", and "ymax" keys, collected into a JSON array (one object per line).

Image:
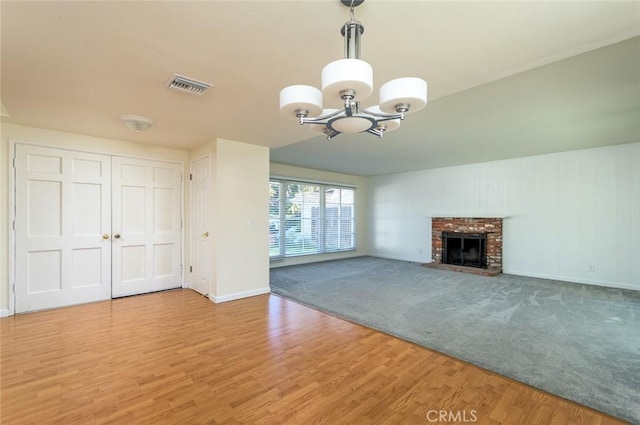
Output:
[{"xmin": 165, "ymin": 74, "xmax": 212, "ymax": 96}]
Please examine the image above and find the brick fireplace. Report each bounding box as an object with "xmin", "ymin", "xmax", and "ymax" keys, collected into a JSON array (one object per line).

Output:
[{"xmin": 428, "ymin": 217, "xmax": 503, "ymax": 276}]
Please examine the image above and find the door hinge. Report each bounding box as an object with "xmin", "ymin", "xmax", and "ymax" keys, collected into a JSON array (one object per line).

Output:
[
  {"xmin": 190, "ymin": 173, "xmax": 193, "ymax": 181},
  {"xmin": 190, "ymin": 266, "xmax": 193, "ymax": 273}
]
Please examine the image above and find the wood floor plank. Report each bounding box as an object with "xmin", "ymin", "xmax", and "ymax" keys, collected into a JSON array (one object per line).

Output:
[{"xmin": 0, "ymin": 289, "xmax": 626, "ymax": 424}]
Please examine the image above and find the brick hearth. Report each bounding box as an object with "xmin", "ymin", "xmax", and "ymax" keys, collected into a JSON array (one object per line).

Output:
[{"xmin": 428, "ymin": 217, "xmax": 503, "ymax": 275}]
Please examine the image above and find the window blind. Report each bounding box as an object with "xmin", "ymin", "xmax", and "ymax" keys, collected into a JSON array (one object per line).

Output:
[{"xmin": 269, "ymin": 179, "xmax": 356, "ymax": 258}]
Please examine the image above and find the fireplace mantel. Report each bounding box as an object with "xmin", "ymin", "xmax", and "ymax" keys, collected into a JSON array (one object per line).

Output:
[{"xmin": 430, "ymin": 215, "xmax": 508, "ymax": 219}]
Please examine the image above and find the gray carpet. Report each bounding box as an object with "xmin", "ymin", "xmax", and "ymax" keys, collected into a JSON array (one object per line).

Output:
[{"xmin": 270, "ymin": 256, "xmax": 640, "ymax": 424}]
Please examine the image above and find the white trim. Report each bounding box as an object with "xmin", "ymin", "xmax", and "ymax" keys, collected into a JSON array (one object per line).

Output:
[
  {"xmin": 8, "ymin": 137, "xmax": 180, "ymax": 164},
  {"xmin": 209, "ymin": 287, "xmax": 270, "ymax": 303},
  {"xmin": 0, "ymin": 309, "xmax": 11, "ymax": 318},
  {"xmin": 9, "ymin": 139, "xmax": 187, "ymax": 311},
  {"xmin": 7, "ymin": 141, "xmax": 17, "ymax": 316},
  {"xmin": 270, "ymin": 175, "xmax": 358, "ymax": 188},
  {"xmin": 429, "ymin": 215, "xmax": 509, "ymax": 219},
  {"xmin": 504, "ymin": 269, "xmax": 639, "ymax": 292}
]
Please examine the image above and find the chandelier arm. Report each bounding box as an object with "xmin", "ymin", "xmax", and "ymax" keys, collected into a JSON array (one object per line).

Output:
[
  {"xmin": 366, "ymin": 127, "xmax": 385, "ymax": 138},
  {"xmin": 326, "ymin": 129, "xmax": 341, "ymax": 141},
  {"xmin": 300, "ymin": 108, "xmax": 346, "ymax": 125},
  {"xmin": 362, "ymin": 109, "xmax": 405, "ymax": 122},
  {"xmin": 301, "ymin": 117, "xmax": 327, "ymax": 125},
  {"xmin": 377, "ymin": 114, "xmax": 404, "ymax": 122},
  {"xmin": 362, "ymin": 107, "xmax": 404, "ymax": 118}
]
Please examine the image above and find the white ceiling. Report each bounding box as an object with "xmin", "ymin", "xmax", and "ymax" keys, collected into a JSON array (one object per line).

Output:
[{"xmin": 2, "ymin": 1, "xmax": 639, "ymax": 176}]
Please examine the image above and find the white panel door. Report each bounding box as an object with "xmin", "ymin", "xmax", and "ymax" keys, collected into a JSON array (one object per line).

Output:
[
  {"xmin": 15, "ymin": 145, "xmax": 112, "ymax": 313},
  {"xmin": 111, "ymin": 157, "xmax": 182, "ymax": 297},
  {"xmin": 189, "ymin": 156, "xmax": 210, "ymax": 295}
]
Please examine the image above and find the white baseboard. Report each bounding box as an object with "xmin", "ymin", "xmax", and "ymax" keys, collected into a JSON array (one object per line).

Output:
[
  {"xmin": 504, "ymin": 269, "xmax": 639, "ymax": 291},
  {"xmin": 0, "ymin": 309, "xmax": 11, "ymax": 318},
  {"xmin": 210, "ymin": 287, "xmax": 270, "ymax": 303}
]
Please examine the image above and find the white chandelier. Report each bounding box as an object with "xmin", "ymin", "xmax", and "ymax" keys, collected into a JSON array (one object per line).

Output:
[{"xmin": 279, "ymin": 0, "xmax": 427, "ymax": 141}]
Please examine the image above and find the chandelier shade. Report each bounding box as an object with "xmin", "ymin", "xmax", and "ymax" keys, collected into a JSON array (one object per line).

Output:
[
  {"xmin": 321, "ymin": 59, "xmax": 373, "ymax": 106},
  {"xmin": 279, "ymin": 0, "xmax": 427, "ymax": 140},
  {"xmin": 379, "ymin": 77, "xmax": 428, "ymax": 114},
  {"xmin": 330, "ymin": 116, "xmax": 375, "ymax": 133},
  {"xmin": 279, "ymin": 85, "xmax": 323, "ymax": 118}
]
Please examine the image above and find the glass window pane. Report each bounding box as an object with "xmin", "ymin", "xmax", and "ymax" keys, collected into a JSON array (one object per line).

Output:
[
  {"xmin": 269, "ymin": 182, "xmax": 281, "ymax": 257},
  {"xmin": 325, "ymin": 187, "xmax": 355, "ymax": 252},
  {"xmin": 285, "ymin": 183, "xmax": 320, "ymax": 256},
  {"xmin": 270, "ymin": 180, "xmax": 355, "ymax": 258}
]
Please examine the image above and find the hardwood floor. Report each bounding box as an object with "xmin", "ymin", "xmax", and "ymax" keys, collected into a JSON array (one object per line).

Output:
[{"xmin": 1, "ymin": 289, "xmax": 625, "ymax": 424}]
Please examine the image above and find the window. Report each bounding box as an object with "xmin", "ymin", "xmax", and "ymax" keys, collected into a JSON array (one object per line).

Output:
[
  {"xmin": 269, "ymin": 182, "xmax": 281, "ymax": 257},
  {"xmin": 269, "ymin": 180, "xmax": 356, "ymax": 259},
  {"xmin": 324, "ymin": 187, "xmax": 355, "ymax": 251}
]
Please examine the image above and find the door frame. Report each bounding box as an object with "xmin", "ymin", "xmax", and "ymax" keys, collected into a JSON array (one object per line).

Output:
[{"xmin": 8, "ymin": 139, "xmax": 186, "ymax": 315}]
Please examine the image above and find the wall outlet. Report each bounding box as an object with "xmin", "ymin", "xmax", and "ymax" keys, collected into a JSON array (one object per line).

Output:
[{"xmin": 588, "ymin": 265, "xmax": 596, "ymax": 272}]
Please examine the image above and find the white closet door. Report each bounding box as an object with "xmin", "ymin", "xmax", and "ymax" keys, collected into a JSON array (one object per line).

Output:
[
  {"xmin": 189, "ymin": 156, "xmax": 211, "ymax": 296},
  {"xmin": 111, "ymin": 157, "xmax": 182, "ymax": 297},
  {"xmin": 15, "ymin": 145, "xmax": 112, "ymax": 313}
]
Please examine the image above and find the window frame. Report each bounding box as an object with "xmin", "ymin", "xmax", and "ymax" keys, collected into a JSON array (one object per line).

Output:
[{"xmin": 269, "ymin": 178, "xmax": 356, "ymax": 260}]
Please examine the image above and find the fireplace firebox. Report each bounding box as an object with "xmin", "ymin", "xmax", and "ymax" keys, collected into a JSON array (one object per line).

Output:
[{"xmin": 442, "ymin": 232, "xmax": 487, "ymax": 269}]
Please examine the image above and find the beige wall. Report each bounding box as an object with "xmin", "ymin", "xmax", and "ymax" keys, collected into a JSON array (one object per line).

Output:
[
  {"xmin": 0, "ymin": 123, "xmax": 364, "ymax": 314},
  {"xmin": 188, "ymin": 139, "xmax": 270, "ymax": 302},
  {"xmin": 0, "ymin": 123, "xmax": 189, "ymax": 315},
  {"xmin": 213, "ymin": 139, "xmax": 270, "ymax": 300},
  {"xmin": 269, "ymin": 162, "xmax": 368, "ymax": 268}
]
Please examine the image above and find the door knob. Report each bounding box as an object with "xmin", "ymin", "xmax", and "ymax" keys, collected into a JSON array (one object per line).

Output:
[
  {"xmin": 113, "ymin": 234, "xmax": 121, "ymax": 239},
  {"xmin": 102, "ymin": 234, "xmax": 110, "ymax": 240},
  {"xmin": 202, "ymin": 231, "xmax": 209, "ymax": 238}
]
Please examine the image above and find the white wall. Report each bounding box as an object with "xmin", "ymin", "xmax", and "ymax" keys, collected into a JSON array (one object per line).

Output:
[
  {"xmin": 368, "ymin": 143, "xmax": 640, "ymax": 290},
  {"xmin": 0, "ymin": 123, "xmax": 189, "ymax": 315},
  {"xmin": 269, "ymin": 163, "xmax": 368, "ymax": 268},
  {"xmin": 211, "ymin": 138, "xmax": 270, "ymax": 302},
  {"xmin": 1, "ymin": 126, "xmax": 272, "ymax": 312}
]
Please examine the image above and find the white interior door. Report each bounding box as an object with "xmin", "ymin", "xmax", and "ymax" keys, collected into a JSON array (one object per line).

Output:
[
  {"xmin": 111, "ymin": 157, "xmax": 182, "ymax": 297},
  {"xmin": 189, "ymin": 156, "xmax": 210, "ymax": 295},
  {"xmin": 14, "ymin": 144, "xmax": 112, "ymax": 313}
]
